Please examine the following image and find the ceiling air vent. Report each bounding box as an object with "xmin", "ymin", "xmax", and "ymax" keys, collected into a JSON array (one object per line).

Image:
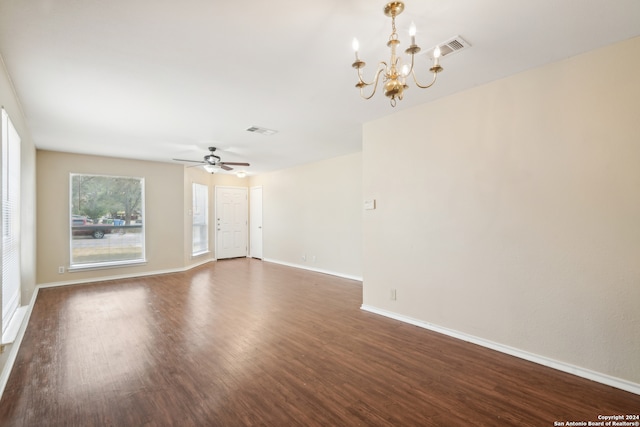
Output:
[
  {"xmin": 246, "ymin": 126, "xmax": 277, "ymax": 136},
  {"xmin": 427, "ymin": 35, "xmax": 471, "ymax": 59}
]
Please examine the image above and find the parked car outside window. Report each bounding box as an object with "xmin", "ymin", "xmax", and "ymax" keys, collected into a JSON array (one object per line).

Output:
[{"xmin": 71, "ymin": 215, "xmax": 113, "ymax": 239}]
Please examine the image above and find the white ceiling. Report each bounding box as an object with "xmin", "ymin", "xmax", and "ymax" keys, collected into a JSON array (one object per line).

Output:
[{"xmin": 1, "ymin": 0, "xmax": 639, "ymax": 175}]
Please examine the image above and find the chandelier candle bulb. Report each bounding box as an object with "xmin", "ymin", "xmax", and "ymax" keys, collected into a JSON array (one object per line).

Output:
[
  {"xmin": 352, "ymin": 38, "xmax": 360, "ymax": 59},
  {"xmin": 409, "ymin": 22, "xmax": 416, "ymax": 45}
]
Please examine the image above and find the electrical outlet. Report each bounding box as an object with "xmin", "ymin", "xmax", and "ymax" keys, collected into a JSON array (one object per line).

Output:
[
  {"xmin": 301, "ymin": 254, "xmax": 306, "ymax": 261},
  {"xmin": 390, "ymin": 289, "xmax": 397, "ymax": 301},
  {"xmin": 58, "ymin": 266, "xmax": 65, "ymax": 274},
  {"xmin": 312, "ymin": 255, "xmax": 316, "ymax": 263}
]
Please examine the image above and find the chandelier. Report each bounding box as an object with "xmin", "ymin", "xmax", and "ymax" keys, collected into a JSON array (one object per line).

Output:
[{"xmin": 351, "ymin": 1, "xmax": 442, "ymax": 107}]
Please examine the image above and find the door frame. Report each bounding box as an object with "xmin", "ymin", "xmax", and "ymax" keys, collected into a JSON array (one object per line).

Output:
[{"xmin": 249, "ymin": 186, "xmax": 263, "ymax": 259}]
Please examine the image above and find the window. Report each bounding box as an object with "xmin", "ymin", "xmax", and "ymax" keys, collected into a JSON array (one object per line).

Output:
[
  {"xmin": 1, "ymin": 108, "xmax": 21, "ymax": 336},
  {"xmin": 192, "ymin": 183, "xmax": 208, "ymax": 256},
  {"xmin": 70, "ymin": 174, "xmax": 145, "ymax": 269}
]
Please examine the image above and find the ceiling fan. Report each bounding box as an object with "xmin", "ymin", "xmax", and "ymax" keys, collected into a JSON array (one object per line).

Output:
[{"xmin": 173, "ymin": 147, "xmax": 250, "ymax": 171}]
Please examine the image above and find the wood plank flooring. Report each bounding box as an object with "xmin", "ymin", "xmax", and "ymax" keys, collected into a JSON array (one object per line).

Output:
[{"xmin": 0, "ymin": 258, "xmax": 638, "ymax": 426}]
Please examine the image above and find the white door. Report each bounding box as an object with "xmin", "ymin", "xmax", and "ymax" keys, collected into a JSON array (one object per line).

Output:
[
  {"xmin": 249, "ymin": 186, "xmax": 263, "ymax": 259},
  {"xmin": 215, "ymin": 186, "xmax": 248, "ymax": 259}
]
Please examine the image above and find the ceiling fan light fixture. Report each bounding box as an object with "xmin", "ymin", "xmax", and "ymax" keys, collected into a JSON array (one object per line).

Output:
[{"xmin": 203, "ymin": 164, "xmax": 216, "ymax": 174}]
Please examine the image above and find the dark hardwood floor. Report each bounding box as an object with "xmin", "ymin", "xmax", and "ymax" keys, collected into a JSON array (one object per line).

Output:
[{"xmin": 0, "ymin": 258, "xmax": 638, "ymax": 426}]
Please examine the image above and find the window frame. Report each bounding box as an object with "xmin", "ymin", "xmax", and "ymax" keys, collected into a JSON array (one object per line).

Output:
[
  {"xmin": 1, "ymin": 108, "xmax": 21, "ymax": 338},
  {"xmin": 69, "ymin": 173, "xmax": 146, "ymax": 270},
  {"xmin": 191, "ymin": 182, "xmax": 209, "ymax": 257}
]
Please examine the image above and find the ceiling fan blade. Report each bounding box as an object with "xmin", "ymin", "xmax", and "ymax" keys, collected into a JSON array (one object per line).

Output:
[
  {"xmin": 220, "ymin": 164, "xmax": 233, "ymax": 171},
  {"xmin": 220, "ymin": 162, "xmax": 250, "ymax": 166},
  {"xmin": 173, "ymin": 158, "xmax": 205, "ymax": 163}
]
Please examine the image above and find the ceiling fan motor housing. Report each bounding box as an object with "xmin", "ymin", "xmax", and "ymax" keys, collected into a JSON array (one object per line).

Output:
[
  {"xmin": 172, "ymin": 146, "xmax": 249, "ymax": 171},
  {"xmin": 204, "ymin": 153, "xmax": 221, "ymax": 164}
]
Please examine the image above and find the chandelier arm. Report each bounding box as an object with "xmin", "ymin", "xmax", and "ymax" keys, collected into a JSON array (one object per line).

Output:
[
  {"xmin": 405, "ymin": 52, "xmax": 416, "ymax": 76},
  {"xmin": 411, "ymin": 69, "xmax": 438, "ymax": 89},
  {"xmin": 359, "ymin": 67, "xmax": 386, "ymax": 100},
  {"xmin": 356, "ymin": 61, "xmax": 388, "ymax": 87}
]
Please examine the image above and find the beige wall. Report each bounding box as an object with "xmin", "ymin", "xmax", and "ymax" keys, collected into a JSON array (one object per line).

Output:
[
  {"xmin": 35, "ymin": 148, "xmax": 360, "ymax": 285},
  {"xmin": 250, "ymin": 152, "xmax": 363, "ymax": 279},
  {"xmin": 35, "ymin": 153, "xmax": 252, "ymax": 285},
  {"xmin": 363, "ymin": 36, "xmax": 640, "ymax": 385},
  {"xmin": 0, "ymin": 57, "xmax": 37, "ymax": 376},
  {"xmin": 37, "ymin": 151, "xmax": 186, "ymax": 284}
]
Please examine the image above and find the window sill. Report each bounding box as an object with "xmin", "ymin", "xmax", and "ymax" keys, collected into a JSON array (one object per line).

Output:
[
  {"xmin": 2, "ymin": 306, "xmax": 28, "ymax": 345},
  {"xmin": 191, "ymin": 250, "xmax": 210, "ymax": 258},
  {"xmin": 68, "ymin": 259, "xmax": 147, "ymax": 272}
]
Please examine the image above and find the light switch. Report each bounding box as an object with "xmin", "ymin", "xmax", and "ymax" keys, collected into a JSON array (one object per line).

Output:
[{"xmin": 364, "ymin": 199, "xmax": 376, "ymax": 210}]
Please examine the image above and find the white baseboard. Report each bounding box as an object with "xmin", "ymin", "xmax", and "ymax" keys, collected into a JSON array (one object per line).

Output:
[
  {"xmin": 361, "ymin": 304, "xmax": 640, "ymax": 396},
  {"xmin": 263, "ymin": 258, "xmax": 362, "ymax": 282},
  {"xmin": 38, "ymin": 258, "xmax": 216, "ymax": 289}
]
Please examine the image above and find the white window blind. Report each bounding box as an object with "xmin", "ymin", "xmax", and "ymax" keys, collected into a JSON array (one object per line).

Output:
[
  {"xmin": 192, "ymin": 183, "xmax": 208, "ymax": 256},
  {"xmin": 1, "ymin": 108, "xmax": 21, "ymax": 335}
]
